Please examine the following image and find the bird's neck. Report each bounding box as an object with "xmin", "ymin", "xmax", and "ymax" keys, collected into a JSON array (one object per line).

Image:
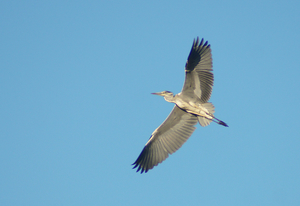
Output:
[{"xmin": 164, "ymin": 95, "xmax": 176, "ymax": 103}]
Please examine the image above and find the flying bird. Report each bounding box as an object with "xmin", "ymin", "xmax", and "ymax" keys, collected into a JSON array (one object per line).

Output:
[{"xmin": 132, "ymin": 37, "xmax": 228, "ymax": 173}]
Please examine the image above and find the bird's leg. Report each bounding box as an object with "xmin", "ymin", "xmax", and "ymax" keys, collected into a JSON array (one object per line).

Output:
[
  {"xmin": 212, "ymin": 117, "xmax": 228, "ymax": 127},
  {"xmin": 196, "ymin": 103, "xmax": 228, "ymax": 127}
]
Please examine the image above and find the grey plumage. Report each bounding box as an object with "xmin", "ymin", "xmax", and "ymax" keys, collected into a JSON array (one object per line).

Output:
[{"xmin": 133, "ymin": 37, "xmax": 228, "ymax": 173}]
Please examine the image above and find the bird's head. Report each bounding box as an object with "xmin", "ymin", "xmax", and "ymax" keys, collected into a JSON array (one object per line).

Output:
[{"xmin": 151, "ymin": 91, "xmax": 174, "ymax": 102}]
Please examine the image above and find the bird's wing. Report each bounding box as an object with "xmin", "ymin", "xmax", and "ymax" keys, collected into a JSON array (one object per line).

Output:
[
  {"xmin": 132, "ymin": 106, "xmax": 198, "ymax": 173},
  {"xmin": 182, "ymin": 37, "xmax": 213, "ymax": 103}
]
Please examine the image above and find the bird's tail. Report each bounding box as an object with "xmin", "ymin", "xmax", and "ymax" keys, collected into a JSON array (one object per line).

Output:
[
  {"xmin": 197, "ymin": 103, "xmax": 215, "ymax": 127},
  {"xmin": 197, "ymin": 103, "xmax": 228, "ymax": 127}
]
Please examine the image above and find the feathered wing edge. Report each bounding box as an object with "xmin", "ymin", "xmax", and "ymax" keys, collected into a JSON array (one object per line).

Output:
[
  {"xmin": 132, "ymin": 106, "xmax": 198, "ymax": 173},
  {"xmin": 183, "ymin": 37, "xmax": 214, "ymax": 103}
]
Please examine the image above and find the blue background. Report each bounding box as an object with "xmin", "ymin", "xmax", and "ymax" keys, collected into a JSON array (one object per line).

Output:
[{"xmin": 1, "ymin": 1, "xmax": 300, "ymax": 205}]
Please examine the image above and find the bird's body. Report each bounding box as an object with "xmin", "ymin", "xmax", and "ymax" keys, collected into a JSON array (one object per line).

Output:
[
  {"xmin": 133, "ymin": 37, "xmax": 228, "ymax": 173},
  {"xmin": 159, "ymin": 91, "xmax": 228, "ymax": 126},
  {"xmin": 171, "ymin": 93, "xmax": 211, "ymax": 117}
]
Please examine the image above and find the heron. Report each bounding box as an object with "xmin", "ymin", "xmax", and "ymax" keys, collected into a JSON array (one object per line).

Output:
[{"xmin": 132, "ymin": 37, "xmax": 228, "ymax": 173}]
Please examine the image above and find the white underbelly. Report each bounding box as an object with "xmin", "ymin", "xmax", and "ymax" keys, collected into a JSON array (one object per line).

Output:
[{"xmin": 176, "ymin": 100, "xmax": 213, "ymax": 119}]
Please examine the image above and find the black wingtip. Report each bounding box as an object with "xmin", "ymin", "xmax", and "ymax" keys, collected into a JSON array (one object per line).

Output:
[
  {"xmin": 132, "ymin": 162, "xmax": 147, "ymax": 174},
  {"xmin": 193, "ymin": 37, "xmax": 207, "ymax": 47}
]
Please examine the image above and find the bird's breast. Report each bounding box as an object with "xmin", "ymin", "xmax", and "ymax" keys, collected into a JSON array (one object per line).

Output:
[{"xmin": 175, "ymin": 100, "xmax": 210, "ymax": 117}]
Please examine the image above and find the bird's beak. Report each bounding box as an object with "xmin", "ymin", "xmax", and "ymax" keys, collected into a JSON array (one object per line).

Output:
[{"xmin": 151, "ymin": 92, "xmax": 163, "ymax": 96}]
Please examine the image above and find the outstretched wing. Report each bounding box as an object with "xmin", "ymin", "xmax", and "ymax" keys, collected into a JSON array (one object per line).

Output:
[
  {"xmin": 132, "ymin": 106, "xmax": 198, "ymax": 173},
  {"xmin": 182, "ymin": 37, "xmax": 213, "ymax": 103}
]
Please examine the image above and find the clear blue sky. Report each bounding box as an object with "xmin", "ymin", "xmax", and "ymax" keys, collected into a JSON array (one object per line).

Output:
[{"xmin": 1, "ymin": 1, "xmax": 300, "ymax": 205}]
